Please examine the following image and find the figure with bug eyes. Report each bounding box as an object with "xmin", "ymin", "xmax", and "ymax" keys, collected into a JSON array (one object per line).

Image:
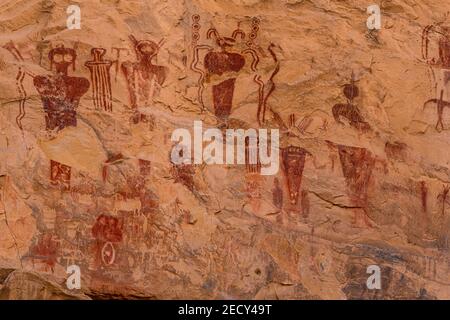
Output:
[
  {"xmin": 33, "ymin": 45, "xmax": 90, "ymax": 131},
  {"xmin": 122, "ymin": 35, "xmax": 167, "ymax": 124},
  {"xmin": 33, "ymin": 45, "xmax": 90, "ymax": 190}
]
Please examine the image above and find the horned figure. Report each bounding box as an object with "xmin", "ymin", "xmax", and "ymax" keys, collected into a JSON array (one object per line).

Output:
[
  {"xmin": 332, "ymin": 73, "xmax": 371, "ymax": 132},
  {"xmin": 422, "ymin": 23, "xmax": 450, "ymax": 132},
  {"xmin": 33, "ymin": 45, "xmax": 89, "ymax": 191},
  {"xmin": 190, "ymin": 15, "xmax": 262, "ymax": 123},
  {"xmin": 122, "ymin": 35, "xmax": 167, "ymax": 123},
  {"xmin": 281, "ymin": 146, "xmax": 310, "ymax": 205},
  {"xmin": 85, "ymin": 48, "xmax": 113, "ymax": 111}
]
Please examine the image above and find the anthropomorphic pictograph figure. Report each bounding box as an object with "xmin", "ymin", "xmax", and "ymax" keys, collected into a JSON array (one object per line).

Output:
[
  {"xmin": 281, "ymin": 146, "xmax": 310, "ymax": 206},
  {"xmin": 85, "ymin": 48, "xmax": 113, "ymax": 111},
  {"xmin": 422, "ymin": 93, "xmax": 450, "ymax": 132},
  {"xmin": 122, "ymin": 35, "xmax": 167, "ymax": 123},
  {"xmin": 190, "ymin": 15, "xmax": 262, "ymax": 123},
  {"xmin": 337, "ymin": 144, "xmax": 375, "ymax": 227},
  {"xmin": 422, "ymin": 24, "xmax": 450, "ymax": 68},
  {"xmin": 422, "ymin": 23, "xmax": 450, "ymax": 131},
  {"xmin": 29, "ymin": 233, "xmax": 60, "ymax": 273},
  {"xmin": 34, "ymin": 45, "xmax": 90, "ymax": 131},
  {"xmin": 332, "ymin": 74, "xmax": 371, "ymax": 132},
  {"xmin": 33, "ymin": 45, "xmax": 90, "ymax": 190},
  {"xmin": 437, "ymin": 185, "xmax": 450, "ymax": 217},
  {"xmin": 204, "ymin": 27, "xmax": 246, "ymax": 121},
  {"xmin": 92, "ymin": 214, "xmax": 123, "ymax": 267}
]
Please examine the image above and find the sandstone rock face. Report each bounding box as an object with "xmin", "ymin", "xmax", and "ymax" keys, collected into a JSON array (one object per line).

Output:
[{"xmin": 0, "ymin": 0, "xmax": 449, "ymax": 300}]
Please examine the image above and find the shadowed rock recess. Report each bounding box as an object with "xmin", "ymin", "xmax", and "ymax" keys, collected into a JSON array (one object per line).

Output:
[{"xmin": 0, "ymin": 0, "xmax": 449, "ymax": 300}]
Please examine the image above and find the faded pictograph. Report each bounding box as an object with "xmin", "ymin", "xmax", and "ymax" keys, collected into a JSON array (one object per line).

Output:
[
  {"xmin": 335, "ymin": 143, "xmax": 376, "ymax": 227},
  {"xmin": 122, "ymin": 35, "xmax": 167, "ymax": 123},
  {"xmin": 2, "ymin": 41, "xmax": 36, "ymax": 130},
  {"xmin": 422, "ymin": 22, "xmax": 450, "ymax": 131},
  {"xmin": 25, "ymin": 233, "xmax": 60, "ymax": 273}
]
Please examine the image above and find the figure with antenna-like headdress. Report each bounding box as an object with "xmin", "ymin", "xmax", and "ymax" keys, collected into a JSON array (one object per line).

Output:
[{"xmin": 190, "ymin": 15, "xmax": 263, "ymax": 125}]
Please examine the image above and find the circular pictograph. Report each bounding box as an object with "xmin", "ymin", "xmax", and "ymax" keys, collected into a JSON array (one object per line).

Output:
[{"xmin": 101, "ymin": 242, "xmax": 116, "ymax": 265}]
